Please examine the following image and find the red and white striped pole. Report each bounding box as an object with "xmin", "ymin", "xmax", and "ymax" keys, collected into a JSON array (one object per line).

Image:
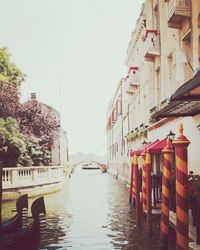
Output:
[
  {"xmin": 173, "ymin": 123, "xmax": 190, "ymax": 250},
  {"xmin": 146, "ymin": 150, "xmax": 152, "ymax": 237},
  {"xmin": 129, "ymin": 156, "xmax": 134, "ymax": 204},
  {"xmin": 133, "ymin": 154, "xmax": 141, "ymax": 226},
  {"xmin": 141, "ymin": 148, "xmax": 147, "ymax": 212},
  {"xmin": 160, "ymin": 138, "xmax": 174, "ymax": 250}
]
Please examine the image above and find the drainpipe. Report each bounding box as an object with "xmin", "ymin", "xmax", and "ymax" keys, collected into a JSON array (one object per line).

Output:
[
  {"xmin": 128, "ymin": 103, "xmax": 131, "ymax": 133},
  {"xmin": 120, "ymin": 80, "xmax": 123, "ymax": 156}
]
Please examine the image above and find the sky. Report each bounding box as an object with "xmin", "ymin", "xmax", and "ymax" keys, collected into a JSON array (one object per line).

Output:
[{"xmin": 0, "ymin": 0, "xmax": 143, "ymax": 155}]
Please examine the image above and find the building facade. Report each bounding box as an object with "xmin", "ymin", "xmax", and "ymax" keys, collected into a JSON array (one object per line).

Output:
[
  {"xmin": 25, "ymin": 93, "xmax": 69, "ymax": 166},
  {"xmin": 106, "ymin": 0, "xmax": 200, "ymax": 183}
]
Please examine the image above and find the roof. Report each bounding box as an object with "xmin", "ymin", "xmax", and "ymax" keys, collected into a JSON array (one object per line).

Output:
[
  {"xmin": 153, "ymin": 99, "xmax": 200, "ymax": 118},
  {"xmin": 148, "ymin": 137, "xmax": 167, "ymax": 154},
  {"xmin": 171, "ymin": 71, "xmax": 200, "ymax": 101},
  {"xmin": 152, "ymin": 71, "xmax": 200, "ymax": 119},
  {"xmin": 130, "ymin": 139, "xmax": 159, "ymax": 156}
]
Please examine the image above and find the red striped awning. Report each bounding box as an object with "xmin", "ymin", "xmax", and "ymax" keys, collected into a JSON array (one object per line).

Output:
[
  {"xmin": 147, "ymin": 137, "xmax": 168, "ymax": 154},
  {"xmin": 130, "ymin": 139, "xmax": 159, "ymax": 157}
]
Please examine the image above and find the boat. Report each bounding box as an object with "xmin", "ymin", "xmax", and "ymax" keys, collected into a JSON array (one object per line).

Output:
[
  {"xmin": 82, "ymin": 166, "xmax": 99, "ymax": 170},
  {"xmin": 0, "ymin": 194, "xmax": 28, "ymax": 234},
  {"xmin": 82, "ymin": 162, "xmax": 99, "ymax": 170},
  {"xmin": 0, "ymin": 196, "xmax": 46, "ymax": 250},
  {"xmin": 82, "ymin": 162, "xmax": 89, "ymax": 167}
]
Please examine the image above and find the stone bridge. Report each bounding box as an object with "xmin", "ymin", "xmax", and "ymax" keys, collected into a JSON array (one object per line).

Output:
[{"xmin": 71, "ymin": 161, "xmax": 108, "ymax": 173}]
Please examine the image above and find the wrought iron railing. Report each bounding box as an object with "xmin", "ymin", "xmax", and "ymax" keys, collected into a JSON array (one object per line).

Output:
[
  {"xmin": 152, "ymin": 174, "xmax": 162, "ymax": 208},
  {"xmin": 169, "ymin": 174, "xmax": 176, "ymax": 212}
]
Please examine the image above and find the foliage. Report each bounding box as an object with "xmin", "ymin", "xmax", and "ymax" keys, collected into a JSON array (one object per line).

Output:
[
  {"xmin": 19, "ymin": 136, "xmax": 51, "ymax": 166},
  {"xmin": 0, "ymin": 47, "xmax": 59, "ymax": 167},
  {"xmin": 0, "ymin": 47, "xmax": 26, "ymax": 87},
  {"xmin": 0, "ymin": 117, "xmax": 26, "ymax": 166},
  {"xmin": 0, "ymin": 81, "xmax": 21, "ymax": 119},
  {"xmin": 126, "ymin": 127, "xmax": 147, "ymax": 143},
  {"xmin": 18, "ymin": 100, "xmax": 59, "ymax": 149},
  {"xmin": 0, "ymin": 117, "xmax": 52, "ymax": 167}
]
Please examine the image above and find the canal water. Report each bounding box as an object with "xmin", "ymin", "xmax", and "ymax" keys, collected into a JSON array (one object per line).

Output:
[{"xmin": 2, "ymin": 165, "xmax": 176, "ymax": 250}]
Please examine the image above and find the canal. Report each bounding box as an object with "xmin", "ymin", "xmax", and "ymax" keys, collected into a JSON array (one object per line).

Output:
[{"xmin": 2, "ymin": 165, "xmax": 176, "ymax": 250}]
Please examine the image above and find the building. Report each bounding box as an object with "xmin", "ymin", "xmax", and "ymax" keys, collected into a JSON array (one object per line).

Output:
[
  {"xmin": 23, "ymin": 93, "xmax": 69, "ymax": 166},
  {"xmin": 106, "ymin": 0, "xmax": 200, "ymax": 182}
]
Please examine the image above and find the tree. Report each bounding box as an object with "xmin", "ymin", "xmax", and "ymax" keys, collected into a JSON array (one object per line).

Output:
[
  {"xmin": 18, "ymin": 100, "xmax": 59, "ymax": 149},
  {"xmin": 0, "ymin": 117, "xmax": 26, "ymax": 166},
  {"xmin": 0, "ymin": 81, "xmax": 21, "ymax": 119},
  {"xmin": 19, "ymin": 136, "xmax": 51, "ymax": 166},
  {"xmin": 0, "ymin": 47, "xmax": 61, "ymax": 167},
  {"xmin": 0, "ymin": 47, "xmax": 26, "ymax": 87}
]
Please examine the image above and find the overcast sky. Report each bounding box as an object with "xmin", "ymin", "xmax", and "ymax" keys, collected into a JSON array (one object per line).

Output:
[{"xmin": 0, "ymin": 0, "xmax": 142, "ymax": 155}]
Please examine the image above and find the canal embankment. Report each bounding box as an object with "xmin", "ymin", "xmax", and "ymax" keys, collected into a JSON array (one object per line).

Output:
[
  {"xmin": 2, "ymin": 165, "xmax": 72, "ymax": 201},
  {"xmin": 2, "ymin": 165, "xmax": 176, "ymax": 249}
]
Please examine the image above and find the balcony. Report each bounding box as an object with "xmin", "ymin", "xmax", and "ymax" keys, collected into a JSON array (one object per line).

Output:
[
  {"xmin": 126, "ymin": 70, "xmax": 140, "ymax": 94},
  {"xmin": 167, "ymin": 0, "xmax": 191, "ymax": 28},
  {"xmin": 126, "ymin": 84, "xmax": 139, "ymax": 95},
  {"xmin": 143, "ymin": 30, "xmax": 160, "ymax": 61}
]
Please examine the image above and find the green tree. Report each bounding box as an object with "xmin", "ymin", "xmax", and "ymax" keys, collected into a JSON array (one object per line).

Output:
[
  {"xmin": 19, "ymin": 136, "xmax": 51, "ymax": 166},
  {"xmin": 0, "ymin": 117, "xmax": 26, "ymax": 166},
  {"xmin": 0, "ymin": 47, "xmax": 26, "ymax": 87}
]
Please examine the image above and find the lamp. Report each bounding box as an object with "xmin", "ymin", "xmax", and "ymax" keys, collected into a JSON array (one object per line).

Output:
[
  {"xmin": 167, "ymin": 130, "xmax": 175, "ymax": 141},
  {"xmin": 142, "ymin": 140, "xmax": 147, "ymax": 145}
]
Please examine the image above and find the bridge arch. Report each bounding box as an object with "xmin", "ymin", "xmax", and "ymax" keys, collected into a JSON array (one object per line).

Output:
[{"xmin": 71, "ymin": 161, "xmax": 107, "ymax": 173}]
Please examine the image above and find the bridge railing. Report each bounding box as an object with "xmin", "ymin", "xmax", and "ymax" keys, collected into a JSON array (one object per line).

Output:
[{"xmin": 3, "ymin": 166, "xmax": 63, "ymax": 189}]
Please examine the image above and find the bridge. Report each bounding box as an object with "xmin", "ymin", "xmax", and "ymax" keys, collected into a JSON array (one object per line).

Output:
[{"xmin": 71, "ymin": 161, "xmax": 108, "ymax": 173}]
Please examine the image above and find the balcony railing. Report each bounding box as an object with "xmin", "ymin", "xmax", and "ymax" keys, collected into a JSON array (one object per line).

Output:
[
  {"xmin": 128, "ymin": 73, "xmax": 139, "ymax": 85},
  {"xmin": 167, "ymin": 0, "xmax": 191, "ymax": 28},
  {"xmin": 143, "ymin": 30, "xmax": 160, "ymax": 61},
  {"xmin": 126, "ymin": 74, "xmax": 139, "ymax": 95},
  {"xmin": 3, "ymin": 166, "xmax": 63, "ymax": 189}
]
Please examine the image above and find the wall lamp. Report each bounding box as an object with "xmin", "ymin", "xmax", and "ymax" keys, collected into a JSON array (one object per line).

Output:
[{"xmin": 167, "ymin": 130, "xmax": 176, "ymax": 141}]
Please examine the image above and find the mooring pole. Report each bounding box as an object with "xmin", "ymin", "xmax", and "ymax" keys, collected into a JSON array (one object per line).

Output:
[
  {"xmin": 129, "ymin": 157, "xmax": 134, "ymax": 204},
  {"xmin": 146, "ymin": 151, "xmax": 152, "ymax": 237},
  {"xmin": 134, "ymin": 154, "xmax": 141, "ymax": 226},
  {"xmin": 173, "ymin": 124, "xmax": 190, "ymax": 250},
  {"xmin": 159, "ymin": 138, "xmax": 174, "ymax": 250},
  {"xmin": 141, "ymin": 148, "xmax": 147, "ymax": 212}
]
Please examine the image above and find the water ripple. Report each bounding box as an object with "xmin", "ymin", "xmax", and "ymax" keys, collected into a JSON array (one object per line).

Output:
[{"xmin": 2, "ymin": 167, "xmax": 176, "ymax": 249}]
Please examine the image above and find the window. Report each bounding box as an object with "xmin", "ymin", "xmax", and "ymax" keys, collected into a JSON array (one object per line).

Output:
[
  {"xmin": 154, "ymin": 66, "xmax": 161, "ymax": 106},
  {"xmin": 181, "ymin": 30, "xmax": 193, "ymax": 81},
  {"xmin": 153, "ymin": 3, "xmax": 160, "ymax": 30},
  {"xmin": 167, "ymin": 52, "xmax": 173, "ymax": 79}
]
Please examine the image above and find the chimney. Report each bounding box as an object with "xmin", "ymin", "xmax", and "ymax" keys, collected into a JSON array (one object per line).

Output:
[{"xmin": 31, "ymin": 93, "xmax": 37, "ymax": 100}]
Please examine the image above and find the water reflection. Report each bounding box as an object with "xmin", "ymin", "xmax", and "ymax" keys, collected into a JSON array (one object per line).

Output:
[{"xmin": 2, "ymin": 165, "xmax": 175, "ymax": 250}]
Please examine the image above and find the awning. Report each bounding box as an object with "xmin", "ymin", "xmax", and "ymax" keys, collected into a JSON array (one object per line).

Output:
[
  {"xmin": 148, "ymin": 137, "xmax": 167, "ymax": 154},
  {"xmin": 130, "ymin": 145, "xmax": 146, "ymax": 157},
  {"xmin": 152, "ymin": 99, "xmax": 200, "ymax": 118},
  {"xmin": 171, "ymin": 71, "xmax": 200, "ymax": 101},
  {"xmin": 130, "ymin": 140, "xmax": 159, "ymax": 157},
  {"xmin": 134, "ymin": 143, "xmax": 150, "ymax": 156},
  {"xmin": 152, "ymin": 71, "xmax": 200, "ymax": 119}
]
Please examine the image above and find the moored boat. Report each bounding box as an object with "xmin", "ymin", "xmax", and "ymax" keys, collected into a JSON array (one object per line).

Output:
[
  {"xmin": 0, "ymin": 194, "xmax": 28, "ymax": 234},
  {"xmin": 0, "ymin": 196, "xmax": 46, "ymax": 250}
]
